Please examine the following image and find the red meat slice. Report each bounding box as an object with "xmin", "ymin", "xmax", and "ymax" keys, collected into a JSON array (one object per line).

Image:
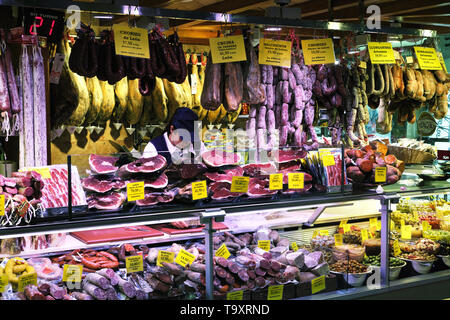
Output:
[
  {"xmin": 202, "ymin": 149, "xmax": 241, "ymax": 167},
  {"xmin": 124, "ymin": 155, "xmax": 167, "ymax": 174},
  {"xmin": 204, "ymin": 166, "xmax": 244, "ymax": 183},
  {"xmin": 242, "ymin": 163, "xmax": 277, "ymax": 177},
  {"xmin": 270, "ymin": 149, "xmax": 307, "ymax": 163},
  {"xmin": 247, "ymin": 178, "xmax": 277, "ymax": 198},
  {"xmin": 89, "ymin": 154, "xmax": 119, "ymax": 174}
]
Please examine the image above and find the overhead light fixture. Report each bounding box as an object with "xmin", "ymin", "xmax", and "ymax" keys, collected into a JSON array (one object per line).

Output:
[
  {"xmin": 333, "ymin": 36, "xmax": 341, "ymax": 39},
  {"xmin": 265, "ymin": 27, "xmax": 282, "ymax": 31},
  {"xmin": 93, "ymin": 15, "xmax": 114, "ymax": 19}
]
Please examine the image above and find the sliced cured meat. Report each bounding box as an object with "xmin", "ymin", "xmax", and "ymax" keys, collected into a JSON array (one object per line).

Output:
[
  {"xmin": 82, "ymin": 177, "xmax": 114, "ymax": 193},
  {"xmin": 124, "ymin": 155, "xmax": 167, "ymax": 173},
  {"xmin": 281, "ymin": 171, "xmax": 313, "ymax": 184},
  {"xmin": 138, "ymin": 173, "xmax": 169, "ymax": 189},
  {"xmin": 156, "ymin": 190, "xmax": 176, "ymax": 203},
  {"xmin": 212, "ymin": 188, "xmax": 243, "ymax": 200},
  {"xmin": 202, "ymin": 149, "xmax": 241, "ymax": 167},
  {"xmin": 270, "ymin": 149, "xmax": 307, "ymax": 163},
  {"xmin": 204, "ymin": 166, "xmax": 244, "ymax": 183},
  {"xmin": 88, "ymin": 192, "xmax": 126, "ymax": 210},
  {"xmin": 136, "ymin": 193, "xmax": 159, "ymax": 206},
  {"xmin": 247, "ymin": 178, "xmax": 277, "ymax": 198},
  {"xmin": 278, "ymin": 161, "xmax": 302, "ymax": 172},
  {"xmin": 89, "ymin": 155, "xmax": 118, "ymax": 174},
  {"xmin": 209, "ymin": 181, "xmax": 231, "ymax": 193},
  {"xmin": 179, "ymin": 164, "xmax": 207, "ymax": 180},
  {"xmin": 283, "ymin": 183, "xmax": 313, "ymax": 194},
  {"xmin": 242, "ymin": 163, "xmax": 277, "ymax": 177}
]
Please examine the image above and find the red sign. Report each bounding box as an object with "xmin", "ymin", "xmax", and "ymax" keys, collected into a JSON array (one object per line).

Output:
[{"xmin": 437, "ymin": 150, "xmax": 450, "ymax": 161}]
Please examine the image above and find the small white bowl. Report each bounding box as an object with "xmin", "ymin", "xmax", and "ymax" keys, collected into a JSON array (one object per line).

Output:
[
  {"xmin": 437, "ymin": 255, "xmax": 450, "ymax": 268},
  {"xmin": 370, "ymin": 262, "xmax": 406, "ymax": 280},
  {"xmin": 331, "ymin": 268, "xmax": 373, "ymax": 287},
  {"xmin": 411, "ymin": 260, "xmax": 434, "ymax": 274}
]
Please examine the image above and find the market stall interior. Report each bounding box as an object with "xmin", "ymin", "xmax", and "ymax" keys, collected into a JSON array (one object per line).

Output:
[{"xmin": 0, "ymin": 0, "xmax": 449, "ymax": 301}]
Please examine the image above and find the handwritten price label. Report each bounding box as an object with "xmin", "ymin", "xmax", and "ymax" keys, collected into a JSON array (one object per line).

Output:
[
  {"xmin": 192, "ymin": 180, "xmax": 208, "ymax": 200},
  {"xmin": 157, "ymin": 250, "xmax": 175, "ymax": 267},
  {"xmin": 322, "ymin": 154, "xmax": 335, "ymax": 167},
  {"xmin": 227, "ymin": 290, "xmax": 244, "ymax": 300},
  {"xmin": 209, "ymin": 35, "xmax": 247, "ymax": 64},
  {"xmin": 375, "ymin": 167, "xmax": 387, "ymax": 183},
  {"xmin": 311, "ymin": 275, "xmax": 326, "ymax": 294},
  {"xmin": 175, "ymin": 249, "xmax": 196, "ymax": 268},
  {"xmin": 288, "ymin": 172, "xmax": 304, "ymax": 189},
  {"xmin": 126, "ymin": 181, "xmax": 145, "ymax": 201},
  {"xmin": 269, "ymin": 173, "xmax": 283, "ymax": 190},
  {"xmin": 259, "ymin": 38, "xmax": 292, "ymax": 68},
  {"xmin": 126, "ymin": 255, "xmax": 144, "ymax": 273},
  {"xmin": 215, "ymin": 243, "xmax": 231, "ymax": 260},
  {"xmin": 18, "ymin": 272, "xmax": 37, "ymax": 292},
  {"xmin": 230, "ymin": 176, "xmax": 249, "ymax": 193},
  {"xmin": 334, "ymin": 234, "xmax": 343, "ymax": 246},
  {"xmin": 0, "ymin": 195, "xmax": 4, "ymax": 216},
  {"xmin": 267, "ymin": 284, "xmax": 284, "ymax": 300},
  {"xmin": 62, "ymin": 264, "xmax": 83, "ymax": 283},
  {"xmin": 258, "ymin": 240, "xmax": 271, "ymax": 252}
]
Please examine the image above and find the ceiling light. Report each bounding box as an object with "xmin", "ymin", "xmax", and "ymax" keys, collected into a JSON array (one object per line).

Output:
[
  {"xmin": 265, "ymin": 27, "xmax": 282, "ymax": 31},
  {"xmin": 93, "ymin": 15, "xmax": 114, "ymax": 19}
]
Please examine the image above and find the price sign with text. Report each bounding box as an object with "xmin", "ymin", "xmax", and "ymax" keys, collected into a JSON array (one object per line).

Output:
[
  {"xmin": 19, "ymin": 167, "xmax": 51, "ymax": 179},
  {"xmin": 319, "ymin": 230, "xmax": 329, "ymax": 236},
  {"xmin": 267, "ymin": 284, "xmax": 284, "ymax": 300},
  {"xmin": 291, "ymin": 242, "xmax": 298, "ymax": 252},
  {"xmin": 334, "ymin": 234, "xmax": 343, "ymax": 246},
  {"xmin": 230, "ymin": 176, "xmax": 249, "ymax": 193},
  {"xmin": 127, "ymin": 181, "xmax": 145, "ymax": 201},
  {"xmin": 368, "ymin": 42, "xmax": 396, "ymax": 64},
  {"xmin": 0, "ymin": 195, "xmax": 4, "ymax": 216},
  {"xmin": 62, "ymin": 264, "xmax": 83, "ymax": 283},
  {"xmin": 361, "ymin": 229, "xmax": 369, "ymax": 243},
  {"xmin": 175, "ymin": 249, "xmax": 196, "ymax": 268},
  {"xmin": 209, "ymin": 35, "xmax": 247, "ymax": 64},
  {"xmin": 414, "ymin": 47, "xmax": 442, "ymax": 70},
  {"xmin": 322, "ymin": 154, "xmax": 335, "ymax": 167},
  {"xmin": 258, "ymin": 240, "xmax": 271, "ymax": 252},
  {"xmin": 215, "ymin": 243, "xmax": 231, "ymax": 259},
  {"xmin": 192, "ymin": 180, "xmax": 208, "ymax": 200},
  {"xmin": 227, "ymin": 290, "xmax": 243, "ymax": 300},
  {"xmin": 157, "ymin": 250, "xmax": 175, "ymax": 267},
  {"xmin": 126, "ymin": 255, "xmax": 144, "ymax": 273},
  {"xmin": 259, "ymin": 38, "xmax": 292, "ymax": 68},
  {"xmin": 18, "ymin": 272, "xmax": 37, "ymax": 292},
  {"xmin": 288, "ymin": 172, "xmax": 304, "ymax": 189},
  {"xmin": 269, "ymin": 173, "xmax": 283, "ymax": 190},
  {"xmin": 401, "ymin": 225, "xmax": 412, "ymax": 240},
  {"xmin": 301, "ymin": 38, "xmax": 336, "ymax": 65},
  {"xmin": 393, "ymin": 240, "xmax": 401, "ymax": 256},
  {"xmin": 375, "ymin": 167, "xmax": 387, "ymax": 183},
  {"xmin": 311, "ymin": 275, "xmax": 326, "ymax": 294},
  {"xmin": 113, "ymin": 24, "xmax": 150, "ymax": 59}
]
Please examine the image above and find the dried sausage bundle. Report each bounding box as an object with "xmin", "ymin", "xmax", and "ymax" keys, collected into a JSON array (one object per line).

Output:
[{"xmin": 69, "ymin": 23, "xmax": 98, "ymax": 78}]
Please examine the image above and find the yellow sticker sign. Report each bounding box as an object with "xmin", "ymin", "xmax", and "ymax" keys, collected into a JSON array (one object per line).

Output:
[
  {"xmin": 227, "ymin": 290, "xmax": 244, "ymax": 300},
  {"xmin": 215, "ymin": 243, "xmax": 231, "ymax": 260},
  {"xmin": 157, "ymin": 250, "xmax": 175, "ymax": 267},
  {"xmin": 230, "ymin": 176, "xmax": 249, "ymax": 193},
  {"xmin": 312, "ymin": 230, "xmax": 319, "ymax": 239},
  {"xmin": 361, "ymin": 229, "xmax": 369, "ymax": 243},
  {"xmin": 343, "ymin": 224, "xmax": 351, "ymax": 233},
  {"xmin": 192, "ymin": 180, "xmax": 208, "ymax": 201},
  {"xmin": 258, "ymin": 240, "xmax": 271, "ymax": 252},
  {"xmin": 269, "ymin": 173, "xmax": 283, "ymax": 190},
  {"xmin": 322, "ymin": 154, "xmax": 335, "ymax": 167},
  {"xmin": 301, "ymin": 38, "xmax": 336, "ymax": 65},
  {"xmin": 375, "ymin": 167, "xmax": 387, "ymax": 183},
  {"xmin": 112, "ymin": 24, "xmax": 150, "ymax": 59},
  {"xmin": 267, "ymin": 284, "xmax": 284, "ymax": 300},
  {"xmin": 0, "ymin": 195, "xmax": 4, "ymax": 216},
  {"xmin": 311, "ymin": 275, "xmax": 326, "ymax": 294},
  {"xmin": 401, "ymin": 225, "xmax": 412, "ymax": 240},
  {"xmin": 339, "ymin": 219, "xmax": 348, "ymax": 228},
  {"xmin": 414, "ymin": 47, "xmax": 442, "ymax": 71},
  {"xmin": 19, "ymin": 167, "xmax": 51, "ymax": 179},
  {"xmin": 334, "ymin": 234, "xmax": 343, "ymax": 246},
  {"xmin": 175, "ymin": 249, "xmax": 196, "ymax": 267},
  {"xmin": 319, "ymin": 230, "xmax": 329, "ymax": 236},
  {"xmin": 259, "ymin": 38, "xmax": 292, "ymax": 68},
  {"xmin": 288, "ymin": 172, "xmax": 304, "ymax": 189},
  {"xmin": 126, "ymin": 255, "xmax": 144, "ymax": 273},
  {"xmin": 209, "ymin": 35, "xmax": 247, "ymax": 64},
  {"xmin": 62, "ymin": 264, "xmax": 83, "ymax": 283},
  {"xmin": 370, "ymin": 218, "xmax": 378, "ymax": 228},
  {"xmin": 291, "ymin": 242, "xmax": 298, "ymax": 252},
  {"xmin": 0, "ymin": 274, "xmax": 8, "ymax": 293},
  {"xmin": 18, "ymin": 272, "xmax": 37, "ymax": 292},
  {"xmin": 437, "ymin": 52, "xmax": 448, "ymax": 73},
  {"xmin": 392, "ymin": 239, "xmax": 401, "ymax": 256},
  {"xmin": 126, "ymin": 181, "xmax": 145, "ymax": 202},
  {"xmin": 359, "ymin": 61, "xmax": 367, "ymax": 69},
  {"xmin": 367, "ymin": 42, "xmax": 396, "ymax": 64}
]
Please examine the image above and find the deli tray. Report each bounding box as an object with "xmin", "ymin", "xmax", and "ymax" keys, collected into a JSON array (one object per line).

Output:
[
  {"xmin": 153, "ymin": 221, "xmax": 228, "ymax": 235},
  {"xmin": 70, "ymin": 226, "xmax": 164, "ymax": 244}
]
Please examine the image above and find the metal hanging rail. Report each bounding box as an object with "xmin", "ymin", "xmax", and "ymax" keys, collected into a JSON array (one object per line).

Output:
[{"xmin": 0, "ymin": 0, "xmax": 438, "ymax": 37}]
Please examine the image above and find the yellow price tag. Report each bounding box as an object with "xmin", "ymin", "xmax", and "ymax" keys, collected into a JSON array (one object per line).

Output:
[
  {"xmin": 339, "ymin": 219, "xmax": 348, "ymax": 228},
  {"xmin": 230, "ymin": 176, "xmax": 249, "ymax": 193},
  {"xmin": 209, "ymin": 35, "xmax": 247, "ymax": 64},
  {"xmin": 215, "ymin": 243, "xmax": 231, "ymax": 260},
  {"xmin": 414, "ymin": 46, "xmax": 442, "ymax": 70},
  {"xmin": 112, "ymin": 24, "xmax": 150, "ymax": 59},
  {"xmin": 334, "ymin": 234, "xmax": 343, "ymax": 246},
  {"xmin": 401, "ymin": 225, "xmax": 412, "ymax": 240},
  {"xmin": 322, "ymin": 154, "xmax": 335, "ymax": 167},
  {"xmin": 269, "ymin": 173, "xmax": 283, "ymax": 190},
  {"xmin": 18, "ymin": 272, "xmax": 37, "ymax": 292},
  {"xmin": 390, "ymin": 220, "xmax": 395, "ymax": 230},
  {"xmin": 157, "ymin": 250, "xmax": 175, "ymax": 267},
  {"xmin": 258, "ymin": 240, "xmax": 271, "ymax": 252},
  {"xmin": 19, "ymin": 167, "xmax": 51, "ymax": 179},
  {"xmin": 343, "ymin": 224, "xmax": 351, "ymax": 233},
  {"xmin": 126, "ymin": 181, "xmax": 145, "ymax": 201},
  {"xmin": 375, "ymin": 167, "xmax": 387, "ymax": 183},
  {"xmin": 0, "ymin": 194, "xmax": 4, "ymax": 216},
  {"xmin": 370, "ymin": 218, "xmax": 378, "ymax": 228},
  {"xmin": 126, "ymin": 255, "xmax": 144, "ymax": 273},
  {"xmin": 311, "ymin": 275, "xmax": 326, "ymax": 294},
  {"xmin": 361, "ymin": 229, "xmax": 369, "ymax": 243},
  {"xmin": 175, "ymin": 249, "xmax": 196, "ymax": 268},
  {"xmin": 359, "ymin": 61, "xmax": 367, "ymax": 69},
  {"xmin": 393, "ymin": 239, "xmax": 401, "ymax": 256},
  {"xmin": 377, "ymin": 221, "xmax": 382, "ymax": 231},
  {"xmin": 62, "ymin": 264, "xmax": 83, "ymax": 283},
  {"xmin": 437, "ymin": 52, "xmax": 448, "ymax": 73},
  {"xmin": 259, "ymin": 38, "xmax": 292, "ymax": 68},
  {"xmin": 192, "ymin": 180, "xmax": 208, "ymax": 200},
  {"xmin": 0, "ymin": 274, "xmax": 8, "ymax": 293},
  {"xmin": 422, "ymin": 221, "xmax": 431, "ymax": 232},
  {"xmin": 367, "ymin": 42, "xmax": 396, "ymax": 64},
  {"xmin": 288, "ymin": 172, "xmax": 304, "ymax": 189},
  {"xmin": 406, "ymin": 56, "xmax": 414, "ymax": 64},
  {"xmin": 227, "ymin": 290, "xmax": 243, "ymax": 300},
  {"xmin": 301, "ymin": 38, "xmax": 336, "ymax": 65},
  {"xmin": 319, "ymin": 230, "xmax": 329, "ymax": 236},
  {"xmin": 267, "ymin": 284, "xmax": 284, "ymax": 300},
  {"xmin": 312, "ymin": 230, "xmax": 319, "ymax": 239},
  {"xmin": 291, "ymin": 242, "xmax": 298, "ymax": 252}
]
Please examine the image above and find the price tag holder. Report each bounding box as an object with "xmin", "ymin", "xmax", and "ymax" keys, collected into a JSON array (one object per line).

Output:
[
  {"xmin": 192, "ymin": 180, "xmax": 208, "ymax": 200},
  {"xmin": 267, "ymin": 284, "xmax": 284, "ymax": 300},
  {"xmin": 414, "ymin": 46, "xmax": 442, "ymax": 70},
  {"xmin": 259, "ymin": 38, "xmax": 292, "ymax": 68},
  {"xmin": 0, "ymin": 273, "xmax": 8, "ymax": 293},
  {"xmin": 227, "ymin": 290, "xmax": 243, "ymax": 300},
  {"xmin": 367, "ymin": 42, "xmax": 396, "ymax": 64},
  {"xmin": 230, "ymin": 176, "xmax": 249, "ymax": 193},
  {"xmin": 311, "ymin": 275, "xmax": 326, "ymax": 294},
  {"xmin": 269, "ymin": 173, "xmax": 283, "ymax": 190},
  {"xmin": 19, "ymin": 167, "xmax": 51, "ymax": 179},
  {"xmin": 343, "ymin": 224, "xmax": 351, "ymax": 233},
  {"xmin": 334, "ymin": 234, "xmax": 343, "ymax": 246},
  {"xmin": 215, "ymin": 243, "xmax": 231, "ymax": 260},
  {"xmin": 112, "ymin": 24, "xmax": 150, "ymax": 59},
  {"xmin": 361, "ymin": 229, "xmax": 369, "ymax": 243},
  {"xmin": 0, "ymin": 194, "xmax": 4, "ymax": 216},
  {"xmin": 319, "ymin": 230, "xmax": 329, "ymax": 236},
  {"xmin": 375, "ymin": 167, "xmax": 387, "ymax": 183},
  {"xmin": 62, "ymin": 264, "xmax": 83, "ymax": 283},
  {"xmin": 291, "ymin": 242, "xmax": 298, "ymax": 252},
  {"xmin": 175, "ymin": 249, "xmax": 196, "ymax": 268},
  {"xmin": 209, "ymin": 35, "xmax": 247, "ymax": 64},
  {"xmin": 126, "ymin": 255, "xmax": 144, "ymax": 273},
  {"xmin": 393, "ymin": 239, "xmax": 401, "ymax": 256},
  {"xmin": 258, "ymin": 240, "xmax": 271, "ymax": 252},
  {"xmin": 126, "ymin": 181, "xmax": 145, "ymax": 201},
  {"xmin": 288, "ymin": 172, "xmax": 304, "ymax": 189},
  {"xmin": 301, "ymin": 38, "xmax": 336, "ymax": 65},
  {"xmin": 18, "ymin": 272, "xmax": 37, "ymax": 292},
  {"xmin": 322, "ymin": 154, "xmax": 335, "ymax": 167},
  {"xmin": 157, "ymin": 250, "xmax": 175, "ymax": 267},
  {"xmin": 401, "ymin": 225, "xmax": 412, "ymax": 240}
]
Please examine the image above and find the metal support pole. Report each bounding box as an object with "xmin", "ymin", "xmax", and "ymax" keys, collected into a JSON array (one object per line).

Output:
[
  {"xmin": 68, "ymin": 155, "xmax": 72, "ymax": 221},
  {"xmin": 380, "ymin": 194, "xmax": 400, "ymax": 287}
]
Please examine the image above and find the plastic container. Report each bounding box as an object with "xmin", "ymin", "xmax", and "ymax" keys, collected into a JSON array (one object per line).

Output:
[
  {"xmin": 330, "ymin": 268, "xmax": 372, "ymax": 287},
  {"xmin": 402, "ymin": 259, "xmax": 435, "ymax": 274},
  {"xmin": 437, "ymin": 255, "xmax": 450, "ymax": 268},
  {"xmin": 370, "ymin": 261, "xmax": 406, "ymax": 280}
]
